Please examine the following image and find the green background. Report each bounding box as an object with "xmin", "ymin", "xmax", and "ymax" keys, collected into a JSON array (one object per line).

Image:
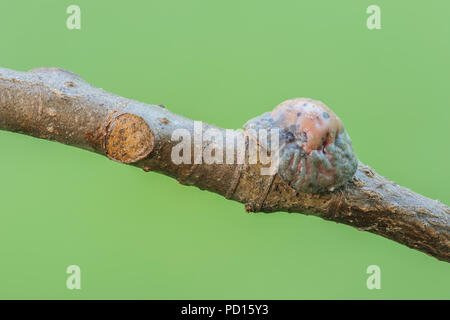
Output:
[{"xmin": 0, "ymin": 0, "xmax": 449, "ymax": 299}]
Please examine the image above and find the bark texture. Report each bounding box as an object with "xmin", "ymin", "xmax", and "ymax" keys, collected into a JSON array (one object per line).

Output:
[{"xmin": 0, "ymin": 67, "xmax": 448, "ymax": 262}]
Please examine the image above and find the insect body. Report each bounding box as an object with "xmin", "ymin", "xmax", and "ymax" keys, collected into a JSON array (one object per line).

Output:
[{"xmin": 243, "ymin": 98, "xmax": 358, "ymax": 193}]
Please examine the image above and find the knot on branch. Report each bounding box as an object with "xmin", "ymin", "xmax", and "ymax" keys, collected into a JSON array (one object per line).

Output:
[{"xmin": 105, "ymin": 113, "xmax": 155, "ymax": 164}]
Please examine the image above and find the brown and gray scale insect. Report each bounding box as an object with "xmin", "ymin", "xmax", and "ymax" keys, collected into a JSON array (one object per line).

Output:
[{"xmin": 243, "ymin": 98, "xmax": 358, "ymax": 193}]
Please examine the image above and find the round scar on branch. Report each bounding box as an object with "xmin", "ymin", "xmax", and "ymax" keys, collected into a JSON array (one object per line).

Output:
[
  {"xmin": 243, "ymin": 98, "xmax": 358, "ymax": 193},
  {"xmin": 105, "ymin": 113, "xmax": 155, "ymax": 164}
]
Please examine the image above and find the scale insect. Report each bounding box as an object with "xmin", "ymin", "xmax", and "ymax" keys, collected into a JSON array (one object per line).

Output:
[{"xmin": 243, "ymin": 98, "xmax": 358, "ymax": 193}]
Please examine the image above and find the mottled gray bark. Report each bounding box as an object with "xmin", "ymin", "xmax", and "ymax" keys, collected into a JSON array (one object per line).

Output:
[{"xmin": 0, "ymin": 67, "xmax": 448, "ymax": 262}]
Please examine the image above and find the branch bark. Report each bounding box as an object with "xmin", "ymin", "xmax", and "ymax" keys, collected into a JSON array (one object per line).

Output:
[{"xmin": 0, "ymin": 67, "xmax": 448, "ymax": 262}]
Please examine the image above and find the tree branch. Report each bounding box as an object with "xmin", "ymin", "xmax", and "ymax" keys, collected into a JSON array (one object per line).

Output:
[{"xmin": 0, "ymin": 67, "xmax": 448, "ymax": 262}]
